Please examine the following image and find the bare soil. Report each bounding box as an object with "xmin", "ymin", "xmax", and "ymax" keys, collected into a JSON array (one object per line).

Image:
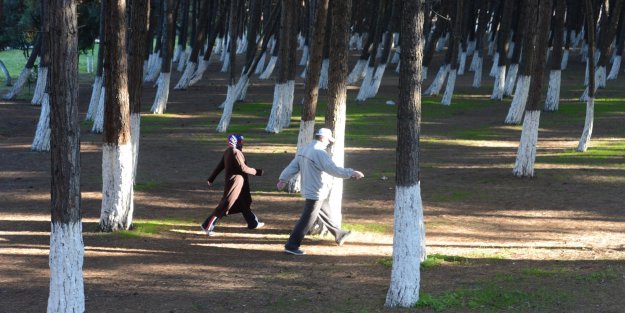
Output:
[{"xmin": 1, "ymin": 52, "xmax": 624, "ymax": 313}]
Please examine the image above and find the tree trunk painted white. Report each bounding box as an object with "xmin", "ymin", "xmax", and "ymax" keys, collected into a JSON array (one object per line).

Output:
[
  {"xmin": 507, "ymin": 42, "xmax": 515, "ymax": 59},
  {"xmin": 47, "ymin": 221, "xmax": 85, "ymax": 313},
  {"xmin": 384, "ymin": 182, "xmax": 424, "ymax": 308},
  {"xmin": 395, "ymin": 60, "xmax": 401, "ymax": 74},
  {"xmin": 490, "ymin": 66, "xmax": 506, "ymax": 100},
  {"xmin": 91, "ymin": 87, "xmax": 105, "ymax": 133},
  {"xmin": 349, "ymin": 33, "xmax": 358, "ymax": 50},
  {"xmin": 287, "ymin": 120, "xmax": 316, "ymax": 193},
  {"xmin": 467, "ymin": 40, "xmax": 476, "ymax": 55},
  {"xmin": 368, "ymin": 64, "xmax": 387, "ymax": 98},
  {"xmin": 513, "ymin": 110, "xmax": 540, "ymax": 177},
  {"xmin": 219, "ymin": 84, "xmax": 235, "ymax": 109},
  {"xmin": 356, "ymin": 66, "xmax": 375, "ymax": 101},
  {"xmin": 607, "ymin": 55, "xmax": 621, "ymax": 80},
  {"xmin": 299, "ymin": 45, "xmax": 309, "ymax": 66},
  {"xmin": 174, "ymin": 61, "xmax": 197, "ymax": 90},
  {"xmin": 176, "ymin": 49, "xmax": 188, "ymax": 72},
  {"xmin": 189, "ymin": 58, "xmax": 209, "ymax": 86},
  {"xmin": 391, "ymin": 47, "xmax": 401, "ymax": 64},
  {"xmin": 280, "ymin": 80, "xmax": 295, "ymax": 128},
  {"xmin": 238, "ymin": 74, "xmax": 250, "ymax": 101},
  {"xmin": 265, "ymin": 83, "xmax": 284, "ymax": 133},
  {"xmin": 580, "ymin": 71, "xmax": 599, "ymax": 101},
  {"xmin": 469, "ymin": 52, "xmax": 479, "ymax": 71},
  {"xmin": 3, "ymin": 67, "xmax": 32, "ymax": 100},
  {"xmin": 173, "ymin": 44, "xmax": 182, "ymax": 63},
  {"xmin": 259, "ymin": 56, "xmax": 278, "ymax": 79},
  {"xmin": 596, "ymin": 66, "xmax": 607, "ymax": 88},
  {"xmin": 435, "ymin": 33, "xmax": 448, "ymax": 52},
  {"xmin": 577, "ymin": 97, "xmax": 594, "ymax": 152},
  {"xmin": 347, "ymin": 59, "xmax": 367, "ymax": 84},
  {"xmin": 424, "ymin": 64, "xmax": 449, "ymax": 96},
  {"xmin": 86, "ymin": 75, "xmax": 103, "ymax": 121},
  {"xmin": 318, "ymin": 59, "xmax": 330, "ymax": 89},
  {"xmin": 144, "ymin": 54, "xmax": 162, "ymax": 82},
  {"xmin": 32, "ymin": 93, "xmax": 51, "ymax": 152},
  {"xmin": 237, "ymin": 36, "xmax": 247, "ymax": 54},
  {"xmin": 326, "ymin": 100, "xmax": 347, "ymax": 226},
  {"xmin": 255, "ymin": 53, "xmax": 267, "ymax": 75},
  {"xmin": 488, "ymin": 38, "xmax": 495, "ymax": 56},
  {"xmin": 100, "ymin": 142, "xmax": 134, "ymax": 231},
  {"xmin": 544, "ymin": 70, "xmax": 561, "ymax": 112},
  {"xmin": 503, "ymin": 64, "xmax": 518, "ymax": 96},
  {"xmin": 561, "ymin": 49, "xmax": 569, "ymax": 70},
  {"xmin": 151, "ymin": 72, "xmax": 171, "ymax": 114},
  {"xmin": 220, "ymin": 51, "xmax": 231, "ymax": 73},
  {"xmin": 472, "ymin": 57, "xmax": 483, "ymax": 88},
  {"xmin": 441, "ymin": 69, "xmax": 457, "ymax": 105},
  {"xmin": 214, "ymin": 36, "xmax": 224, "ymax": 55},
  {"xmin": 505, "ymin": 75, "xmax": 530, "ymax": 124},
  {"xmin": 31, "ymin": 67, "xmax": 49, "ymax": 105},
  {"xmin": 216, "ymin": 84, "xmax": 236, "ymax": 133},
  {"xmin": 421, "ymin": 66, "xmax": 427, "ymax": 81},
  {"xmin": 457, "ymin": 51, "xmax": 467, "ymax": 75},
  {"xmin": 489, "ymin": 53, "xmax": 499, "ymax": 77},
  {"xmin": 130, "ymin": 113, "xmax": 141, "ymax": 181}
]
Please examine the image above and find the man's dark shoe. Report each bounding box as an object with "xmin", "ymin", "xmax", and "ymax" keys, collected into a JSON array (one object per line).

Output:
[
  {"xmin": 336, "ymin": 231, "xmax": 352, "ymax": 246},
  {"xmin": 284, "ymin": 248, "xmax": 306, "ymax": 256}
]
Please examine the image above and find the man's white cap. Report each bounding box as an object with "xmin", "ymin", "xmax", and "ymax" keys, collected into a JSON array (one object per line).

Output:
[{"xmin": 315, "ymin": 128, "xmax": 335, "ymax": 142}]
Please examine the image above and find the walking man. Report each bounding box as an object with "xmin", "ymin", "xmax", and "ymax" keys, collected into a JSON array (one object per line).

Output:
[{"xmin": 277, "ymin": 128, "xmax": 364, "ymax": 255}]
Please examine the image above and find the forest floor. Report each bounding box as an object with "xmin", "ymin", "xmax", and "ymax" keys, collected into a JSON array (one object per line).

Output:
[{"xmin": 1, "ymin": 51, "xmax": 624, "ymax": 313}]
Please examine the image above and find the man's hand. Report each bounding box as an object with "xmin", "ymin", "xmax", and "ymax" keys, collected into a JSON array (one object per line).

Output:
[
  {"xmin": 207, "ymin": 180, "xmax": 213, "ymax": 187},
  {"xmin": 276, "ymin": 180, "xmax": 287, "ymax": 190},
  {"xmin": 351, "ymin": 171, "xmax": 364, "ymax": 180}
]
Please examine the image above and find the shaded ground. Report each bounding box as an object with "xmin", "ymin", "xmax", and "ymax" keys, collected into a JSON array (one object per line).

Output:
[{"xmin": 1, "ymin": 51, "xmax": 624, "ymax": 313}]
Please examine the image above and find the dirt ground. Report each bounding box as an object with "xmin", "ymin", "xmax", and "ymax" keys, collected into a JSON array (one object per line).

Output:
[{"xmin": 1, "ymin": 51, "xmax": 624, "ymax": 313}]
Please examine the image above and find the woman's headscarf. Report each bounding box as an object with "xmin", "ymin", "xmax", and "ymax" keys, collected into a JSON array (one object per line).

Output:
[{"xmin": 227, "ymin": 134, "xmax": 244, "ymax": 150}]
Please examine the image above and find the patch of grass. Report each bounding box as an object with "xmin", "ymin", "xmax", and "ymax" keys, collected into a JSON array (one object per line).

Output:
[
  {"xmin": 575, "ymin": 268, "xmax": 620, "ymax": 283},
  {"xmin": 428, "ymin": 190, "xmax": 472, "ymax": 202},
  {"xmin": 343, "ymin": 222, "xmax": 390, "ymax": 234},
  {"xmin": 448, "ymin": 127, "xmax": 505, "ymax": 140},
  {"xmin": 522, "ymin": 266, "xmax": 572, "ymax": 277},
  {"xmin": 538, "ymin": 141, "xmax": 625, "ymax": 167},
  {"xmin": 134, "ymin": 181, "xmax": 159, "ymax": 191},
  {"xmin": 421, "ymin": 254, "xmax": 470, "ymax": 269},
  {"xmin": 376, "ymin": 257, "xmax": 392, "ymax": 268},
  {"xmin": 113, "ymin": 218, "xmax": 197, "ymax": 238},
  {"xmin": 416, "ymin": 285, "xmax": 563, "ymax": 312},
  {"xmin": 190, "ymin": 303, "xmax": 208, "ymax": 311}
]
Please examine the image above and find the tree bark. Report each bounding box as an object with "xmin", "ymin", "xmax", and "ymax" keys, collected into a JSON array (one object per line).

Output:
[
  {"xmin": 385, "ymin": 0, "xmax": 425, "ymax": 307},
  {"xmin": 47, "ymin": 1, "xmax": 85, "ymax": 311},
  {"xmin": 151, "ymin": 0, "xmax": 175, "ymax": 114},
  {"xmin": 577, "ymin": 0, "xmax": 597, "ymax": 152},
  {"xmin": 100, "ymin": 0, "xmax": 134, "ymax": 232}
]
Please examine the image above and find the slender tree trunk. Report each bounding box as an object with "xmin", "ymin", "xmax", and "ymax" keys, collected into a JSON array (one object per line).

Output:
[
  {"xmin": 490, "ymin": 0, "xmax": 513, "ymax": 100},
  {"xmin": 577, "ymin": 0, "xmax": 597, "ymax": 152},
  {"xmin": 442, "ymin": 0, "xmax": 464, "ymax": 105},
  {"xmin": 47, "ymin": 1, "xmax": 84, "ymax": 310},
  {"xmin": 608, "ymin": 4, "xmax": 625, "ymax": 79},
  {"xmin": 190, "ymin": 0, "xmax": 228, "ymax": 85},
  {"xmin": 545, "ymin": 0, "xmax": 566, "ymax": 111},
  {"xmin": 175, "ymin": 0, "xmax": 190, "ymax": 71},
  {"xmin": 99, "ymin": 0, "xmax": 133, "ymax": 232},
  {"xmin": 175, "ymin": 0, "xmax": 209, "ymax": 89},
  {"xmin": 32, "ymin": 0, "xmax": 49, "ymax": 106},
  {"xmin": 216, "ymin": 0, "xmax": 243, "ymax": 132},
  {"xmin": 86, "ymin": 1, "xmax": 106, "ymax": 121},
  {"xmin": 513, "ymin": 0, "xmax": 552, "ymax": 177},
  {"xmin": 385, "ymin": 0, "xmax": 425, "ymax": 307},
  {"xmin": 151, "ymin": 0, "xmax": 175, "ymax": 114}
]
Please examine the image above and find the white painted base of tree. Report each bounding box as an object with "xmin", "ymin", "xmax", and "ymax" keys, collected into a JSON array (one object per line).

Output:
[
  {"xmin": 607, "ymin": 56, "xmax": 621, "ymax": 80},
  {"xmin": 280, "ymin": 80, "xmax": 295, "ymax": 128},
  {"xmin": 435, "ymin": 33, "xmax": 448, "ymax": 52},
  {"xmin": 287, "ymin": 120, "xmax": 316, "ymax": 193},
  {"xmin": 151, "ymin": 72, "xmax": 171, "ymax": 114},
  {"xmin": 265, "ymin": 83, "xmax": 285, "ymax": 133},
  {"xmin": 236, "ymin": 36, "xmax": 248, "ymax": 54},
  {"xmin": 356, "ymin": 66, "xmax": 375, "ymax": 101},
  {"xmin": 576, "ymin": 97, "xmax": 594, "ymax": 152},
  {"xmin": 255, "ymin": 54, "xmax": 267, "ymax": 76},
  {"xmin": 32, "ymin": 93, "xmax": 51, "ymax": 152},
  {"xmin": 469, "ymin": 52, "xmax": 479, "ymax": 72},
  {"xmin": 561, "ymin": 49, "xmax": 569, "ymax": 70},
  {"xmin": 176, "ymin": 49, "xmax": 188, "ymax": 72},
  {"xmin": 144, "ymin": 55, "xmax": 162, "ymax": 83},
  {"xmin": 544, "ymin": 70, "xmax": 561, "ymax": 112},
  {"xmin": 189, "ymin": 59, "xmax": 209, "ymax": 86},
  {"xmin": 92, "ymin": 87, "xmax": 105, "ymax": 133},
  {"xmin": 47, "ymin": 221, "xmax": 85, "ymax": 313},
  {"xmin": 384, "ymin": 182, "xmax": 424, "ymax": 308},
  {"xmin": 490, "ymin": 66, "xmax": 506, "ymax": 100},
  {"xmin": 467, "ymin": 40, "xmax": 476, "ymax": 55},
  {"xmin": 32, "ymin": 67, "xmax": 48, "ymax": 105},
  {"xmin": 505, "ymin": 75, "xmax": 530, "ymax": 124},
  {"xmin": 503, "ymin": 64, "xmax": 518, "ymax": 96},
  {"xmin": 219, "ymin": 84, "xmax": 235, "ymax": 109},
  {"xmin": 214, "ymin": 37, "xmax": 224, "ymax": 55},
  {"xmin": 259, "ymin": 56, "xmax": 277, "ymax": 80},
  {"xmin": 368, "ymin": 64, "xmax": 387, "ymax": 98},
  {"xmin": 300, "ymin": 65, "xmax": 308, "ymax": 79},
  {"xmin": 457, "ymin": 52, "xmax": 467, "ymax": 75},
  {"xmin": 299, "ymin": 46, "xmax": 309, "ymax": 66},
  {"xmin": 421, "ymin": 66, "xmax": 427, "ymax": 81},
  {"xmin": 425, "ymin": 64, "xmax": 449, "ymax": 96},
  {"xmin": 472, "ymin": 57, "xmax": 483, "ymax": 88},
  {"xmin": 216, "ymin": 84, "xmax": 236, "ymax": 133},
  {"xmin": 174, "ymin": 61, "xmax": 197, "ymax": 90},
  {"xmin": 319, "ymin": 59, "xmax": 330, "ymax": 90},
  {"xmin": 391, "ymin": 47, "xmax": 400, "ymax": 64},
  {"xmin": 3, "ymin": 67, "xmax": 32, "ymax": 100},
  {"xmin": 173, "ymin": 45, "xmax": 182, "ymax": 63},
  {"xmin": 347, "ymin": 59, "xmax": 367, "ymax": 84},
  {"xmin": 513, "ymin": 110, "xmax": 541, "ymax": 177},
  {"xmin": 100, "ymin": 143, "xmax": 135, "ymax": 231},
  {"xmin": 130, "ymin": 113, "xmax": 141, "ymax": 180},
  {"xmin": 489, "ymin": 53, "xmax": 499, "ymax": 77},
  {"xmin": 488, "ymin": 39, "xmax": 495, "ymax": 56},
  {"xmin": 596, "ymin": 66, "xmax": 606, "ymax": 88},
  {"xmin": 86, "ymin": 75, "xmax": 103, "ymax": 121},
  {"xmin": 441, "ymin": 69, "xmax": 457, "ymax": 105},
  {"xmin": 238, "ymin": 75, "xmax": 250, "ymax": 101},
  {"xmin": 507, "ymin": 42, "xmax": 515, "ymax": 59},
  {"xmin": 220, "ymin": 52, "xmax": 231, "ymax": 73}
]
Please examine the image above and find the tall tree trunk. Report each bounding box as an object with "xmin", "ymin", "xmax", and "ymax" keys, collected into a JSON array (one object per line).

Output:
[
  {"xmin": 47, "ymin": 1, "xmax": 85, "ymax": 311},
  {"xmin": 287, "ymin": 0, "xmax": 330, "ymax": 193},
  {"xmin": 441, "ymin": 0, "xmax": 464, "ymax": 105},
  {"xmin": 593, "ymin": 0, "xmax": 622, "ymax": 88},
  {"xmin": 175, "ymin": 0, "xmax": 190, "ymax": 71},
  {"xmin": 86, "ymin": 0, "xmax": 106, "ymax": 121},
  {"xmin": 385, "ymin": 0, "xmax": 425, "ymax": 307},
  {"xmin": 32, "ymin": 0, "xmax": 49, "ymax": 106},
  {"xmin": 190, "ymin": 0, "xmax": 228, "ymax": 85},
  {"xmin": 356, "ymin": 0, "xmax": 388, "ymax": 101},
  {"xmin": 175, "ymin": 0, "xmax": 209, "ymax": 89},
  {"xmin": 513, "ymin": 0, "xmax": 552, "ymax": 177},
  {"xmin": 151, "ymin": 0, "xmax": 175, "ymax": 114},
  {"xmin": 471, "ymin": 0, "xmax": 488, "ymax": 87},
  {"xmin": 577, "ymin": 0, "xmax": 597, "ymax": 152},
  {"xmin": 490, "ymin": 0, "xmax": 513, "ymax": 100},
  {"xmin": 544, "ymin": 0, "xmax": 566, "ymax": 111},
  {"xmin": 99, "ymin": 0, "xmax": 133, "ymax": 232},
  {"xmin": 322, "ymin": 0, "xmax": 351, "ymax": 228},
  {"xmin": 607, "ymin": 5, "xmax": 625, "ymax": 79}
]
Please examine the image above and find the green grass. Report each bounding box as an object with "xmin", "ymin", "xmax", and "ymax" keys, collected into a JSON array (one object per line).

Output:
[
  {"xmin": 538, "ymin": 141, "xmax": 625, "ymax": 167},
  {"xmin": 377, "ymin": 254, "xmax": 470, "ymax": 270},
  {"xmin": 134, "ymin": 181, "xmax": 159, "ymax": 191},
  {"xmin": 343, "ymin": 222, "xmax": 391, "ymax": 234},
  {"xmin": 115, "ymin": 218, "xmax": 196, "ymax": 238},
  {"xmin": 428, "ymin": 190, "xmax": 473, "ymax": 202}
]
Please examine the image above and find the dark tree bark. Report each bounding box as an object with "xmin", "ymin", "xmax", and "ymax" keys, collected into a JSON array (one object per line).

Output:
[
  {"xmin": 301, "ymin": 0, "xmax": 329, "ymax": 123},
  {"xmin": 244, "ymin": 0, "xmax": 262, "ymax": 71},
  {"xmin": 187, "ymin": 0, "xmax": 209, "ymax": 64},
  {"xmin": 597, "ymin": 1, "xmax": 623, "ymax": 67},
  {"xmin": 525, "ymin": 0, "xmax": 553, "ymax": 111},
  {"xmin": 129, "ymin": 0, "xmax": 150, "ymax": 115},
  {"xmin": 550, "ymin": 0, "xmax": 566, "ymax": 71},
  {"xmin": 161, "ymin": 0, "xmax": 175, "ymax": 73},
  {"xmin": 178, "ymin": 0, "xmax": 190, "ymax": 50},
  {"xmin": 47, "ymin": 0, "xmax": 84, "ymax": 310}
]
